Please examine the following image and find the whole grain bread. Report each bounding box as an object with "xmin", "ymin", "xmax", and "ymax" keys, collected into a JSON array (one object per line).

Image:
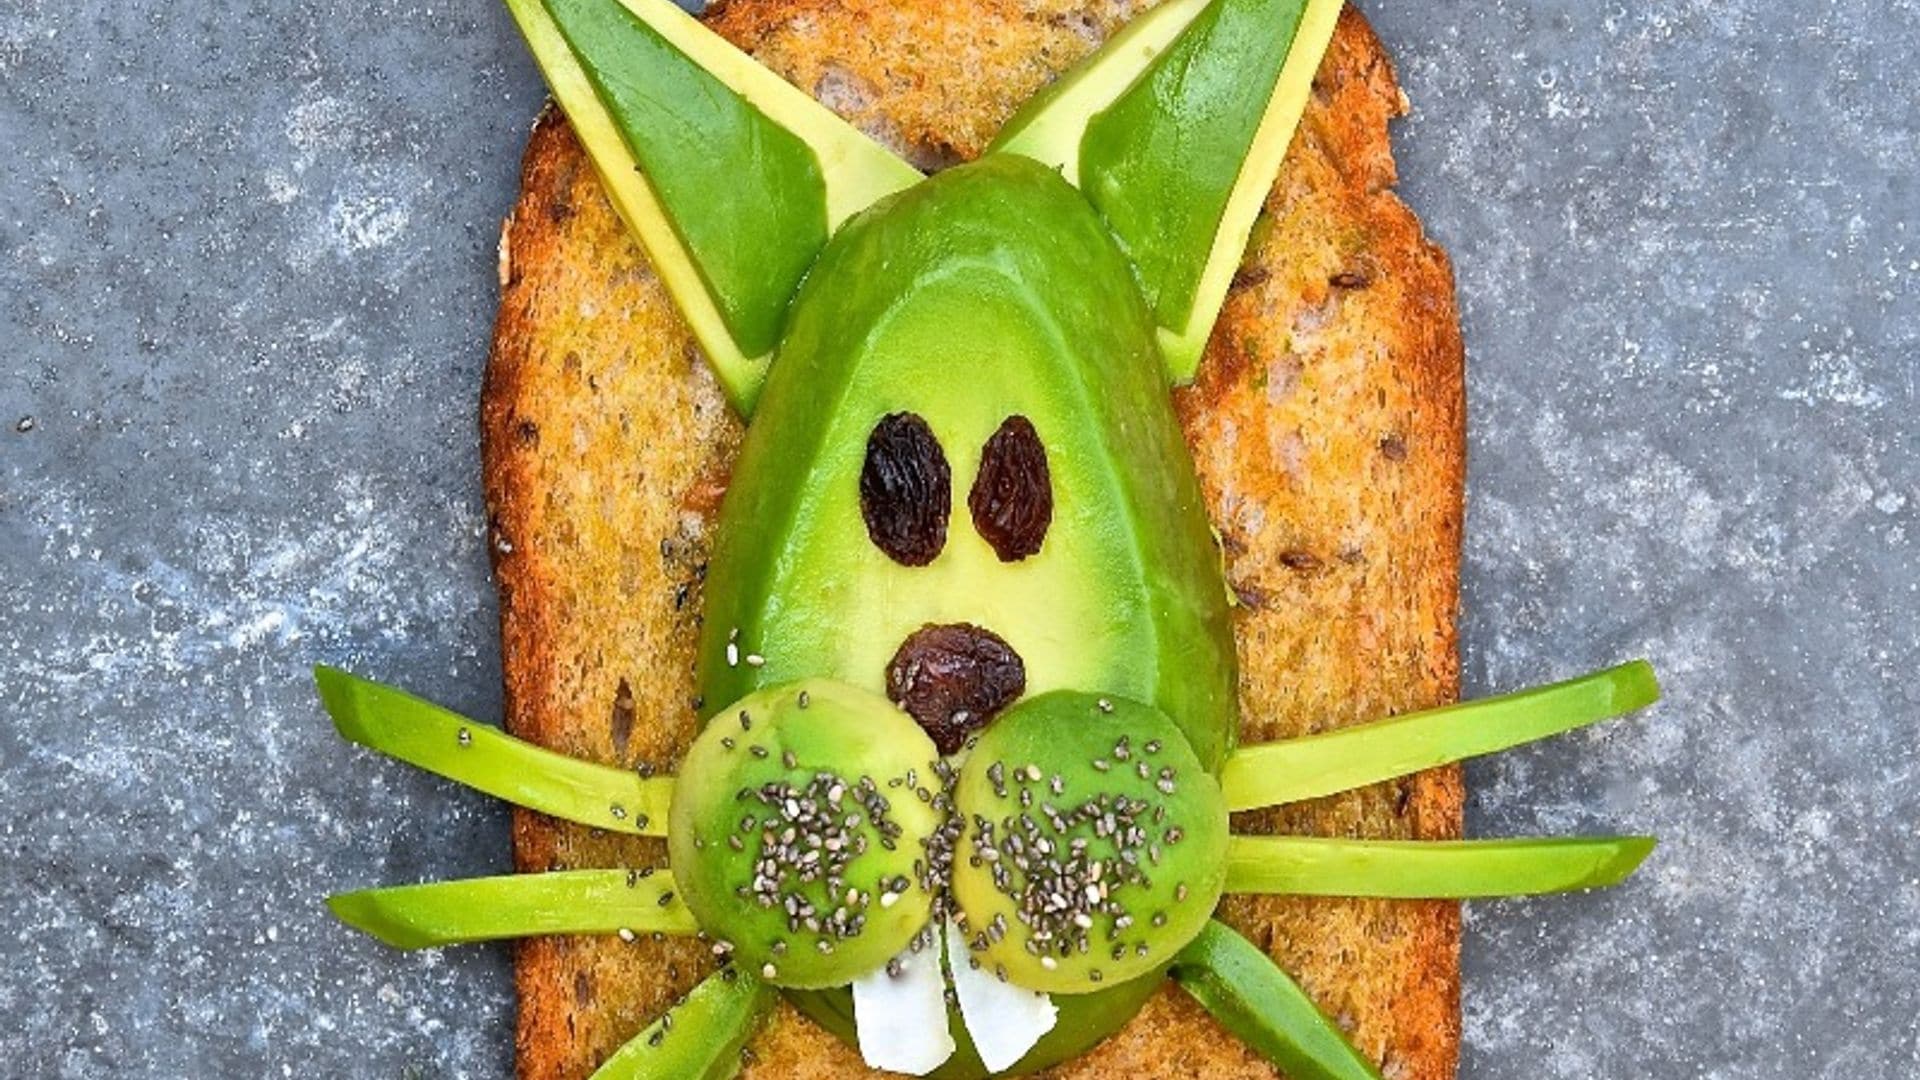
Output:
[{"xmin": 482, "ymin": 2, "xmax": 1466, "ymax": 1076}]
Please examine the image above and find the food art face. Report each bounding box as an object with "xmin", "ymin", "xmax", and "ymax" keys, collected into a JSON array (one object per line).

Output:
[
  {"xmin": 319, "ymin": 0, "xmax": 1664, "ymax": 1077},
  {"xmin": 698, "ymin": 155, "xmax": 1238, "ymax": 773}
]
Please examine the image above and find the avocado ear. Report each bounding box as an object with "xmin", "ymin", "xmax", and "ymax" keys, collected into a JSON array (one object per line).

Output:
[
  {"xmin": 990, "ymin": 0, "xmax": 1343, "ymax": 383},
  {"xmin": 505, "ymin": 0, "xmax": 921, "ymax": 413}
]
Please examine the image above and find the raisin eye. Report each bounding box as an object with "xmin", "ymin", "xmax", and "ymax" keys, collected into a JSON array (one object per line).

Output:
[
  {"xmin": 968, "ymin": 415, "xmax": 1052, "ymax": 562},
  {"xmin": 860, "ymin": 411, "xmax": 951, "ymax": 566}
]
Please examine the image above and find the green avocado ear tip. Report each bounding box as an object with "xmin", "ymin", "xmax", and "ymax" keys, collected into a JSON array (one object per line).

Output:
[
  {"xmin": 503, "ymin": 0, "xmax": 919, "ymax": 412},
  {"xmin": 989, "ymin": 0, "xmax": 1345, "ymax": 383}
]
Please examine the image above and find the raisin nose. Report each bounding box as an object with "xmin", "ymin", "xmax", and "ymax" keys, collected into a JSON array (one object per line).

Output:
[{"xmin": 885, "ymin": 623, "xmax": 1026, "ymax": 754}]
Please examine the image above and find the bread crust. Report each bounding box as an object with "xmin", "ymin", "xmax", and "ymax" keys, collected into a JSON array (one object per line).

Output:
[{"xmin": 482, "ymin": 3, "xmax": 1465, "ymax": 1077}]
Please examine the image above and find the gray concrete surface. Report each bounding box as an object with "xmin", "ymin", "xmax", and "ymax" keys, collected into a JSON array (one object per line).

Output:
[{"xmin": 2, "ymin": 0, "xmax": 1915, "ymax": 1076}]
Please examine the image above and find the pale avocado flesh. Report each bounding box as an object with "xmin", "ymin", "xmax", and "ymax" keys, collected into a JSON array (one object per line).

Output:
[{"xmin": 697, "ymin": 153, "xmax": 1238, "ymax": 1074}]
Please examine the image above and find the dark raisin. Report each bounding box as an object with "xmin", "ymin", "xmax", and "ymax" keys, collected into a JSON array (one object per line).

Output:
[
  {"xmin": 885, "ymin": 623, "xmax": 1026, "ymax": 754},
  {"xmin": 968, "ymin": 415, "xmax": 1052, "ymax": 562},
  {"xmin": 860, "ymin": 412, "xmax": 950, "ymax": 566}
]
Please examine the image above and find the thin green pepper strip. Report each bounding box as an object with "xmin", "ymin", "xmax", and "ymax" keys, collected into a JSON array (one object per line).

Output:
[
  {"xmin": 1221, "ymin": 660, "xmax": 1660, "ymax": 811},
  {"xmin": 328, "ymin": 869, "xmax": 696, "ymax": 949},
  {"xmin": 1170, "ymin": 920, "xmax": 1383, "ymax": 1080},
  {"xmin": 588, "ymin": 966, "xmax": 776, "ymax": 1080},
  {"xmin": 315, "ymin": 666, "xmax": 671, "ymax": 835},
  {"xmin": 1224, "ymin": 835, "xmax": 1656, "ymax": 898}
]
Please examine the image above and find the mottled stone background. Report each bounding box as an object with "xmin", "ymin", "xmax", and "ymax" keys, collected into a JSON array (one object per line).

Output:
[{"xmin": 2, "ymin": 0, "xmax": 1915, "ymax": 1076}]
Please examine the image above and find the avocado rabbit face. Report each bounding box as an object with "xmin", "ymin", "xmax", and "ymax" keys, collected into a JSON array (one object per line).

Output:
[{"xmin": 696, "ymin": 156, "xmax": 1238, "ymax": 771}]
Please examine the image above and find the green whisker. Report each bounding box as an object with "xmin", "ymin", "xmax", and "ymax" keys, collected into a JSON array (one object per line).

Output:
[
  {"xmin": 1221, "ymin": 660, "xmax": 1659, "ymax": 811},
  {"xmin": 316, "ymin": 666, "xmax": 671, "ymax": 835},
  {"xmin": 1224, "ymin": 835, "xmax": 1656, "ymax": 898},
  {"xmin": 1170, "ymin": 920, "xmax": 1384, "ymax": 1080},
  {"xmin": 329, "ymin": 868, "xmax": 695, "ymax": 949},
  {"xmin": 587, "ymin": 965, "xmax": 777, "ymax": 1079}
]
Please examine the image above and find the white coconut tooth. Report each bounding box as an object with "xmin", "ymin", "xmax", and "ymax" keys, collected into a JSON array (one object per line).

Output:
[
  {"xmin": 852, "ymin": 936, "xmax": 956, "ymax": 1075},
  {"xmin": 944, "ymin": 918, "xmax": 1058, "ymax": 1073}
]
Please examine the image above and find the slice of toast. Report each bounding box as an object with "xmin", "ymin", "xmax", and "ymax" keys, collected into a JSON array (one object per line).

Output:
[{"xmin": 482, "ymin": 2, "xmax": 1465, "ymax": 1076}]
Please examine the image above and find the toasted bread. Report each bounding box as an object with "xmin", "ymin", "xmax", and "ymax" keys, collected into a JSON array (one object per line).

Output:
[{"xmin": 483, "ymin": 2, "xmax": 1465, "ymax": 1076}]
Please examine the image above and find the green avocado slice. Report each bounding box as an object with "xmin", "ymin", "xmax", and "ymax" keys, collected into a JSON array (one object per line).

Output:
[
  {"xmin": 502, "ymin": 0, "xmax": 920, "ymax": 413},
  {"xmin": 1220, "ymin": 660, "xmax": 1661, "ymax": 810},
  {"xmin": 1170, "ymin": 921, "xmax": 1384, "ymax": 1080},
  {"xmin": 328, "ymin": 869, "xmax": 697, "ymax": 949},
  {"xmin": 991, "ymin": 0, "xmax": 1345, "ymax": 382},
  {"xmin": 588, "ymin": 967, "xmax": 777, "ymax": 1080},
  {"xmin": 315, "ymin": 665, "xmax": 673, "ymax": 835},
  {"xmin": 1223, "ymin": 835, "xmax": 1658, "ymax": 897},
  {"xmin": 697, "ymin": 154, "xmax": 1238, "ymax": 772}
]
